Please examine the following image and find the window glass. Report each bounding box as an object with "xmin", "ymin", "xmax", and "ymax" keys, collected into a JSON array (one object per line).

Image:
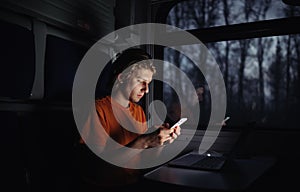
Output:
[
  {"xmin": 163, "ymin": 1, "xmax": 300, "ymax": 130},
  {"xmin": 44, "ymin": 35, "xmax": 88, "ymax": 102},
  {"xmin": 0, "ymin": 20, "xmax": 35, "ymax": 99}
]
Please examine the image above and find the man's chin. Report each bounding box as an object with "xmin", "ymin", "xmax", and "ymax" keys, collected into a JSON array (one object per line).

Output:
[{"xmin": 130, "ymin": 98, "xmax": 141, "ymax": 103}]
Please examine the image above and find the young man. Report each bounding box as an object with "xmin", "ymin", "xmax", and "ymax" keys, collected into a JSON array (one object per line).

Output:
[
  {"xmin": 78, "ymin": 48, "xmax": 181, "ymax": 190},
  {"xmin": 190, "ymin": 83, "xmax": 226, "ymax": 129}
]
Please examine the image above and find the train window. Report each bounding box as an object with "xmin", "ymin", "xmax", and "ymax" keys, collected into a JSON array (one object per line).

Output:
[
  {"xmin": 161, "ymin": 0, "xmax": 300, "ymax": 130},
  {"xmin": 0, "ymin": 19, "xmax": 35, "ymax": 99},
  {"xmin": 44, "ymin": 35, "xmax": 88, "ymax": 102}
]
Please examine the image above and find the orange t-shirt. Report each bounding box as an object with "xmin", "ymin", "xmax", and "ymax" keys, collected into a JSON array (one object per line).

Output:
[
  {"xmin": 78, "ymin": 96, "xmax": 148, "ymax": 186},
  {"xmin": 80, "ymin": 96, "xmax": 148, "ymax": 149}
]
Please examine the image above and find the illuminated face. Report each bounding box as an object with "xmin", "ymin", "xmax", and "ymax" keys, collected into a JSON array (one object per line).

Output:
[
  {"xmin": 122, "ymin": 68, "xmax": 153, "ymax": 103},
  {"xmin": 196, "ymin": 87, "xmax": 204, "ymax": 102},
  {"xmin": 192, "ymin": 86, "xmax": 204, "ymax": 105}
]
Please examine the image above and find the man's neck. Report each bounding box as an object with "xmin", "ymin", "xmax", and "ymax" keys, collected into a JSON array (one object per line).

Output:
[{"xmin": 111, "ymin": 91, "xmax": 130, "ymax": 108}]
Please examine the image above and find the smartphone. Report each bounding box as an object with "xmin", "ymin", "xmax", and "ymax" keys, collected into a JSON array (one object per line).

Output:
[
  {"xmin": 171, "ymin": 117, "xmax": 188, "ymax": 129},
  {"xmin": 224, "ymin": 116, "xmax": 230, "ymax": 122}
]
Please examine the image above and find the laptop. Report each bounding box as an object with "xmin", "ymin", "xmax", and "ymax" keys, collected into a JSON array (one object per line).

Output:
[{"xmin": 167, "ymin": 122, "xmax": 251, "ymax": 171}]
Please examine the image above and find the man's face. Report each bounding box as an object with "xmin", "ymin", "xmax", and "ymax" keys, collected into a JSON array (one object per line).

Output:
[
  {"xmin": 123, "ymin": 68, "xmax": 153, "ymax": 103},
  {"xmin": 196, "ymin": 87, "xmax": 204, "ymax": 102},
  {"xmin": 192, "ymin": 86, "xmax": 204, "ymax": 105}
]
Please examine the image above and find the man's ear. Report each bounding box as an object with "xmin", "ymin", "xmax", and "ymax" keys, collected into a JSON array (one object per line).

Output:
[{"xmin": 117, "ymin": 73, "xmax": 124, "ymax": 84}]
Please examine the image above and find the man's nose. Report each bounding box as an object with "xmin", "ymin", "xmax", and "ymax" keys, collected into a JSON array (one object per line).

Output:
[{"xmin": 143, "ymin": 83, "xmax": 149, "ymax": 93}]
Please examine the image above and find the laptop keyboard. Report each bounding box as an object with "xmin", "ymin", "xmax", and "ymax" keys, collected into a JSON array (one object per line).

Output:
[
  {"xmin": 168, "ymin": 153, "xmax": 226, "ymax": 171},
  {"xmin": 191, "ymin": 156, "xmax": 226, "ymax": 170}
]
